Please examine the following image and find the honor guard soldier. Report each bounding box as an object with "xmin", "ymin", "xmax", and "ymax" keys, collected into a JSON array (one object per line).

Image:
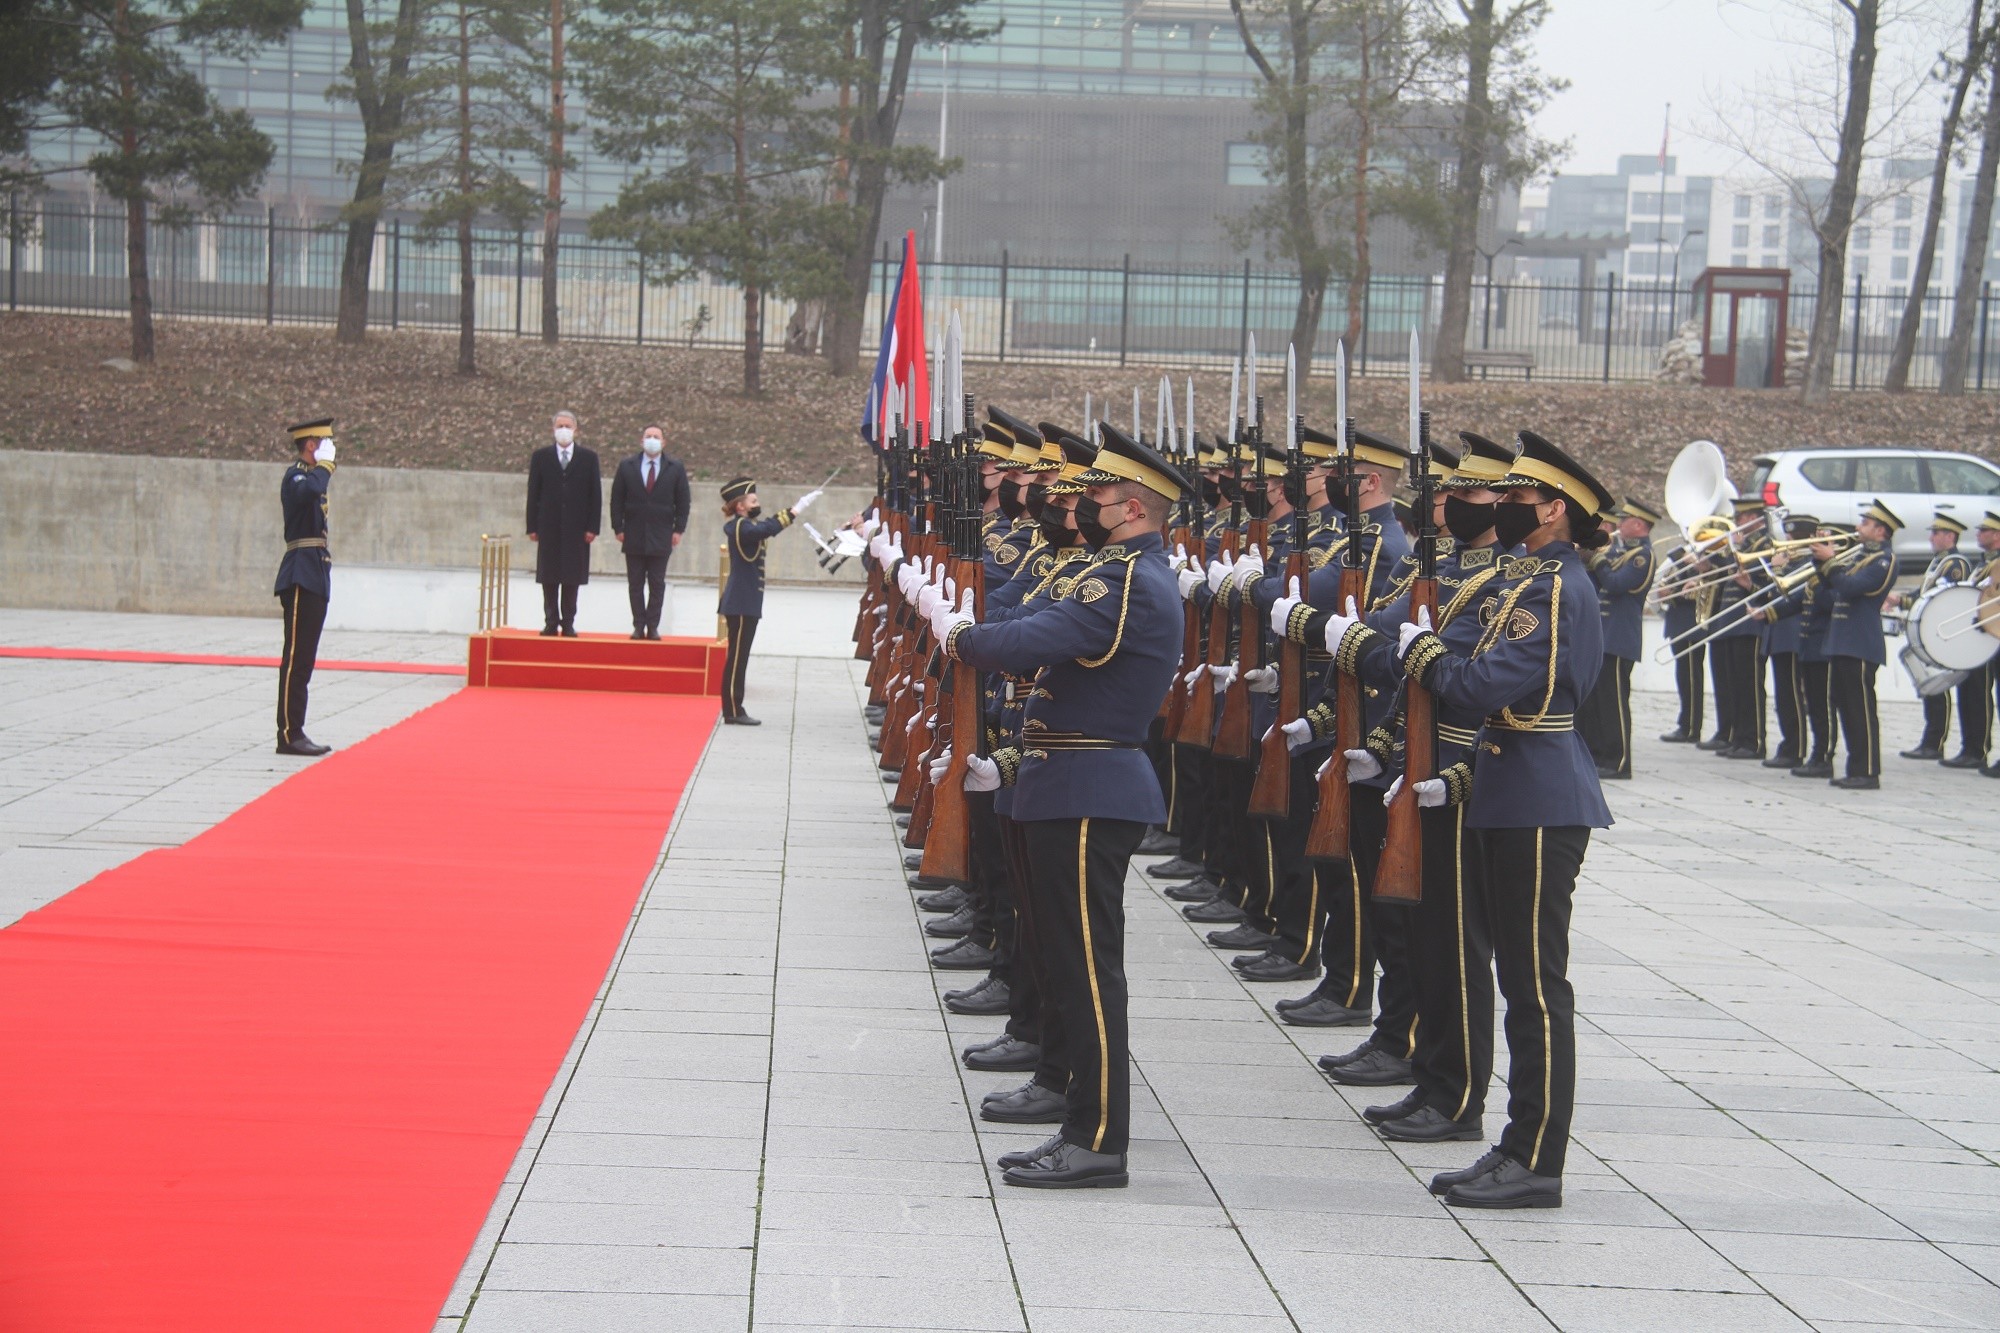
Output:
[
  {"xmin": 717, "ymin": 477, "xmax": 822, "ymax": 725},
  {"xmin": 1582, "ymin": 499, "xmax": 1657, "ymax": 779},
  {"xmin": 275, "ymin": 418, "xmax": 337, "ymax": 757},
  {"xmin": 1896, "ymin": 513, "xmax": 1977, "ymax": 764},
  {"xmin": 1815, "ymin": 498, "xmax": 1901, "ymax": 789},
  {"xmin": 928, "ymin": 422, "xmax": 1187, "ymax": 1190}
]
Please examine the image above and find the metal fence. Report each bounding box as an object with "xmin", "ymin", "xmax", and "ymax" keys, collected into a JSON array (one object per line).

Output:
[{"xmin": 11, "ymin": 197, "xmax": 2000, "ymax": 390}]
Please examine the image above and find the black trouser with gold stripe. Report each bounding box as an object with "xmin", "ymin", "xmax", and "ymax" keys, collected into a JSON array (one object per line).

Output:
[
  {"xmin": 1917, "ymin": 691, "xmax": 1951, "ymax": 752},
  {"xmin": 1203, "ymin": 756, "xmax": 1256, "ymax": 913},
  {"xmin": 1959, "ymin": 664, "xmax": 1995, "ymax": 760},
  {"xmin": 1169, "ymin": 743, "xmax": 1210, "ymax": 861},
  {"xmin": 1021, "ymin": 816, "xmax": 1144, "ymax": 1155},
  {"xmin": 1481, "ymin": 824, "xmax": 1590, "ymax": 1179},
  {"xmin": 1309, "ymin": 786, "xmax": 1380, "ymax": 1012},
  {"xmin": 1768, "ymin": 651, "xmax": 1805, "ymax": 761},
  {"xmin": 721, "ymin": 614, "xmax": 759, "ymax": 719},
  {"xmin": 1408, "ymin": 803, "xmax": 1493, "ymax": 1123},
  {"xmin": 1801, "ymin": 658, "xmax": 1837, "ymax": 764},
  {"xmin": 997, "ymin": 814, "xmax": 1046, "ymax": 1051},
  {"xmin": 1673, "ymin": 643, "xmax": 1706, "ymax": 739},
  {"xmin": 276, "ymin": 585, "xmax": 327, "ymax": 744},
  {"xmin": 966, "ymin": 792, "xmax": 1011, "ymax": 956},
  {"xmin": 1262, "ymin": 749, "xmax": 1327, "ymax": 967},
  {"xmin": 1831, "ymin": 657, "xmax": 1881, "ymax": 779},
  {"xmin": 1582, "ymin": 655, "xmax": 1635, "ymax": 776},
  {"xmin": 1711, "ymin": 636, "xmax": 1764, "ymax": 751}
]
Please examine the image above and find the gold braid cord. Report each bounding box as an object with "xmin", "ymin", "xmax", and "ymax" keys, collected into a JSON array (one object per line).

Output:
[
  {"xmin": 1075, "ymin": 552, "xmax": 1140, "ymax": 668},
  {"xmin": 1496, "ymin": 571, "xmax": 1561, "ymax": 731},
  {"xmin": 1441, "ymin": 567, "xmax": 1501, "ymax": 627}
]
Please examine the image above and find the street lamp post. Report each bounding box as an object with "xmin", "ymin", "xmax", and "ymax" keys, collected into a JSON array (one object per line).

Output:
[{"xmin": 1478, "ymin": 236, "xmax": 1523, "ymax": 350}]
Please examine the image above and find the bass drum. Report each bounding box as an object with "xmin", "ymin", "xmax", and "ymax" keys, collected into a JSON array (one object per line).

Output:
[{"xmin": 1913, "ymin": 583, "xmax": 2000, "ymax": 670}]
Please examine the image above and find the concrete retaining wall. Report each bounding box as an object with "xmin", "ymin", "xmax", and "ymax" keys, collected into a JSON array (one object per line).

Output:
[{"xmin": 0, "ymin": 450, "xmax": 872, "ymax": 617}]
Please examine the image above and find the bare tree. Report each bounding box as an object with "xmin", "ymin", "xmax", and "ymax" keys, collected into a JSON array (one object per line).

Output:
[
  {"xmin": 1885, "ymin": 0, "xmax": 1988, "ymax": 391},
  {"xmin": 539, "ymin": 0, "xmax": 563, "ymax": 343},
  {"xmin": 1941, "ymin": 28, "xmax": 2000, "ymax": 391},
  {"xmin": 332, "ymin": 0, "xmax": 429, "ymax": 345}
]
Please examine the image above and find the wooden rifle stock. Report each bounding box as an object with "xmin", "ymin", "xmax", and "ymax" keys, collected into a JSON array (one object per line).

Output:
[
  {"xmin": 920, "ymin": 551, "xmax": 983, "ymax": 883},
  {"xmin": 1304, "ymin": 563, "xmax": 1366, "ymax": 861},
  {"xmin": 1372, "ymin": 575, "xmax": 1437, "ymax": 903},
  {"xmin": 1247, "ymin": 545, "xmax": 1307, "ymax": 817},
  {"xmin": 1162, "ymin": 522, "xmax": 1193, "ymax": 731},
  {"xmin": 1213, "ymin": 516, "xmax": 1267, "ymax": 760},
  {"xmin": 1187, "ymin": 527, "xmax": 1239, "ymax": 748}
]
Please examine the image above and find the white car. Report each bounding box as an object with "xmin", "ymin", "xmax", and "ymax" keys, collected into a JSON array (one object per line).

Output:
[{"xmin": 1749, "ymin": 448, "xmax": 2000, "ymax": 570}]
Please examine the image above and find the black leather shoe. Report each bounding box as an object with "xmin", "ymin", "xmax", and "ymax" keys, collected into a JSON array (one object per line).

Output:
[
  {"xmin": 724, "ymin": 714, "xmax": 762, "ymax": 726},
  {"xmin": 1790, "ymin": 760, "xmax": 1834, "ymax": 778},
  {"xmin": 894, "ymin": 813, "xmax": 911, "ymax": 829},
  {"xmin": 945, "ymin": 978, "xmax": 1011, "ymax": 1015},
  {"xmin": 1208, "ymin": 924, "xmax": 1281, "ymax": 951},
  {"xmin": 1429, "ymin": 1146, "xmax": 1508, "ymax": 1196},
  {"xmin": 1658, "ymin": 728, "xmax": 1694, "ymax": 743},
  {"xmin": 943, "ymin": 974, "xmax": 998, "ymax": 1003},
  {"xmin": 1831, "ymin": 775, "xmax": 1880, "ymax": 790},
  {"xmin": 646, "ymin": 627, "xmax": 662, "ymax": 641},
  {"xmin": 996, "ymin": 1131, "xmax": 1065, "ymax": 1169},
  {"xmin": 276, "ymin": 736, "xmax": 332, "ymax": 757},
  {"xmin": 982, "ymin": 1083, "xmax": 1064, "ymax": 1125},
  {"xmin": 1002, "ymin": 1141, "xmax": 1127, "ymax": 1189},
  {"xmin": 1281, "ymin": 996, "xmax": 1372, "ymax": 1027},
  {"xmin": 1324, "ymin": 1048, "xmax": 1413, "ymax": 1086},
  {"xmin": 916, "ymin": 886, "xmax": 967, "ymax": 913},
  {"xmin": 1761, "ymin": 752, "xmax": 1801, "ymax": 768},
  {"xmin": 924, "ymin": 906, "xmax": 977, "ymax": 938},
  {"xmin": 1183, "ymin": 898, "xmax": 1247, "ymax": 923},
  {"xmin": 1146, "ymin": 856, "xmax": 1205, "ymax": 879},
  {"xmin": 1695, "ymin": 735, "xmax": 1730, "ymax": 751},
  {"xmin": 930, "ymin": 937, "xmax": 995, "ymax": 970},
  {"xmin": 909, "ymin": 873, "xmax": 954, "ymax": 890},
  {"xmin": 904, "ymin": 852, "xmax": 923, "ymax": 871},
  {"xmin": 1900, "ymin": 745, "xmax": 1943, "ymax": 760},
  {"xmin": 964, "ymin": 1034, "xmax": 1042, "ymax": 1072},
  {"xmin": 1362, "ymin": 1088, "xmax": 1426, "ymax": 1125},
  {"xmin": 630, "ymin": 630, "xmax": 645, "ymax": 640},
  {"xmin": 1237, "ymin": 953, "xmax": 1320, "ymax": 983},
  {"xmin": 1319, "ymin": 1039, "xmax": 1376, "ymax": 1067},
  {"xmin": 881, "ymin": 770, "xmax": 900, "ymax": 782},
  {"xmin": 1164, "ymin": 877, "xmax": 1220, "ymax": 902},
  {"xmin": 560, "ymin": 626, "xmax": 579, "ymax": 637},
  {"xmin": 1941, "ymin": 752, "xmax": 1987, "ymax": 769},
  {"xmin": 1720, "ymin": 744, "xmax": 1764, "ymax": 760},
  {"xmin": 540, "ymin": 625, "xmax": 559, "ymax": 636},
  {"xmin": 1597, "ymin": 766, "xmax": 1630, "ymax": 780},
  {"xmin": 1444, "ymin": 1156, "xmax": 1562, "ymax": 1209},
  {"xmin": 1379, "ymin": 1106, "xmax": 1484, "ymax": 1142},
  {"xmin": 1984, "ymin": 763, "xmax": 2000, "ymax": 778},
  {"xmin": 1137, "ymin": 827, "xmax": 1178, "ymax": 855}
]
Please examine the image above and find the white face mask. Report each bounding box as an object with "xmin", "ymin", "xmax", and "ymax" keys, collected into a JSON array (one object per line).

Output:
[
  {"xmin": 553, "ymin": 426, "xmax": 574, "ymax": 445},
  {"xmin": 642, "ymin": 436, "xmax": 664, "ymax": 456}
]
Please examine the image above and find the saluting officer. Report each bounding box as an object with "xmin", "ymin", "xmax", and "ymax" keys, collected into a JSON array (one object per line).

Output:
[
  {"xmin": 1816, "ymin": 498, "xmax": 1901, "ymax": 790},
  {"xmin": 1895, "ymin": 513, "xmax": 1977, "ymax": 764},
  {"xmin": 275, "ymin": 417, "xmax": 337, "ymax": 757},
  {"xmin": 928, "ymin": 422, "xmax": 1187, "ymax": 1190},
  {"xmin": 1582, "ymin": 499, "xmax": 1657, "ymax": 779},
  {"xmin": 717, "ymin": 477, "xmax": 822, "ymax": 725}
]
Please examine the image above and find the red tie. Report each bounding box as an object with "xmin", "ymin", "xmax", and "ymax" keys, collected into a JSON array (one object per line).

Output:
[{"xmin": 646, "ymin": 461, "xmax": 655, "ymax": 491}]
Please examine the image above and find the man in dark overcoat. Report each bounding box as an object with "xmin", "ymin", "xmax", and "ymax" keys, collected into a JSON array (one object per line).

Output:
[{"xmin": 526, "ymin": 409, "xmax": 602, "ymax": 636}]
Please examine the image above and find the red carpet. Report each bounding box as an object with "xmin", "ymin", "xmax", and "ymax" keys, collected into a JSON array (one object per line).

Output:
[
  {"xmin": 0, "ymin": 688, "xmax": 717, "ymax": 1331},
  {"xmin": 0, "ymin": 645, "xmax": 461, "ymax": 675}
]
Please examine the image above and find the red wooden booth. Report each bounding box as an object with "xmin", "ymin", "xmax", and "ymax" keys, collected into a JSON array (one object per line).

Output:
[{"xmin": 1692, "ymin": 267, "xmax": 1790, "ymax": 389}]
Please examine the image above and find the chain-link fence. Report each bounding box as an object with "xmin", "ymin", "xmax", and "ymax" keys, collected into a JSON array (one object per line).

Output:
[{"xmin": 11, "ymin": 196, "xmax": 2000, "ymax": 390}]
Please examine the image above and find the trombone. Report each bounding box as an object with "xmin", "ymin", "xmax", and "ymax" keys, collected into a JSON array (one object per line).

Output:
[
  {"xmin": 1654, "ymin": 529, "xmax": 1861, "ymax": 600},
  {"xmin": 1654, "ymin": 561, "xmax": 1819, "ymax": 662}
]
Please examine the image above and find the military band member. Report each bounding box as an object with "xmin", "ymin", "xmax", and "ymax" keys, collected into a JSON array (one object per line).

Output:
[
  {"xmin": 1657, "ymin": 521, "xmax": 1719, "ymax": 744},
  {"xmin": 274, "ymin": 418, "xmax": 337, "ymax": 757},
  {"xmin": 1582, "ymin": 499, "xmax": 1657, "ymax": 779},
  {"xmin": 718, "ymin": 477, "xmax": 821, "ymax": 725},
  {"xmin": 1895, "ymin": 513, "xmax": 1976, "ymax": 764},
  {"xmin": 1773, "ymin": 518, "xmax": 1842, "ymax": 779},
  {"xmin": 929, "ymin": 423, "xmax": 1187, "ymax": 1189},
  {"xmin": 1705, "ymin": 496, "xmax": 1771, "ymax": 759},
  {"xmin": 1976, "ymin": 512, "xmax": 2000, "ymax": 778},
  {"xmin": 1816, "ymin": 499, "xmax": 1901, "ymax": 789}
]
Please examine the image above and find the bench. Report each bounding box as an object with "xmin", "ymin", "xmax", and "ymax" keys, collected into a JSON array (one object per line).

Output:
[{"xmin": 1462, "ymin": 349, "xmax": 1536, "ymax": 380}]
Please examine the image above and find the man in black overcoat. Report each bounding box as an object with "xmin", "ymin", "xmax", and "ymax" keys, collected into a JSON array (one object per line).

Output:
[
  {"xmin": 526, "ymin": 409, "xmax": 602, "ymax": 636},
  {"xmin": 609, "ymin": 422, "xmax": 691, "ymax": 639}
]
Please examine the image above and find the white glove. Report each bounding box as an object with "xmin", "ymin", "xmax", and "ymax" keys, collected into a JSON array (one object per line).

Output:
[
  {"xmin": 1182, "ymin": 665, "xmax": 1207, "ymax": 694},
  {"xmin": 870, "ymin": 529, "xmax": 892, "ymax": 563},
  {"xmin": 887, "ymin": 535, "xmax": 904, "ymax": 565},
  {"xmin": 1345, "ymin": 748, "xmax": 1383, "ymax": 782},
  {"xmin": 860, "ymin": 516, "xmax": 882, "ymax": 541},
  {"xmin": 928, "ymin": 747, "xmax": 953, "ymax": 784},
  {"xmin": 1383, "ymin": 775, "xmax": 1447, "ymax": 808},
  {"xmin": 915, "ymin": 577, "xmax": 955, "ymax": 620},
  {"xmin": 1205, "ymin": 554, "xmax": 1234, "ymax": 594},
  {"xmin": 1169, "ymin": 543, "xmax": 1190, "ymax": 573},
  {"xmin": 1210, "ymin": 663, "xmax": 1238, "ymax": 695},
  {"xmin": 963, "ymin": 754, "xmax": 1001, "ymax": 792},
  {"xmin": 1177, "ymin": 566, "xmax": 1203, "ymax": 600},
  {"xmin": 1243, "ymin": 665, "xmax": 1279, "ymax": 695},
  {"xmin": 1397, "ymin": 604, "xmax": 1434, "ymax": 660},
  {"xmin": 1281, "ymin": 717, "xmax": 1314, "ymax": 753},
  {"xmin": 929, "ymin": 587, "xmax": 975, "ymax": 645},
  {"xmin": 313, "ymin": 440, "xmax": 336, "ymax": 464},
  {"xmin": 793, "ymin": 489, "xmax": 822, "ymax": 513},
  {"xmin": 896, "ymin": 561, "xmax": 922, "ymax": 598},
  {"xmin": 1229, "ymin": 544, "xmax": 1265, "ymax": 589},
  {"xmin": 1269, "ymin": 576, "xmax": 1303, "ymax": 638},
  {"xmin": 1322, "ymin": 595, "xmax": 1361, "ymax": 655}
]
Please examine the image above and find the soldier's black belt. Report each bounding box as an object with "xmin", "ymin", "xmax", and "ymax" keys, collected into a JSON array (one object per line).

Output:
[
  {"xmin": 1022, "ymin": 730, "xmax": 1142, "ymax": 752},
  {"xmin": 1436, "ymin": 723, "xmax": 1482, "ymax": 747},
  {"xmin": 285, "ymin": 538, "xmax": 330, "ymax": 552}
]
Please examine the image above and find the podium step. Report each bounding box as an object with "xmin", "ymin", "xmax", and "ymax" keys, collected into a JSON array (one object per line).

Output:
[{"xmin": 468, "ymin": 629, "xmax": 725, "ymax": 696}]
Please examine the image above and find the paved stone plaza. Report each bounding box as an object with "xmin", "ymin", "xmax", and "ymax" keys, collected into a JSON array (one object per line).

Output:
[{"xmin": 3, "ymin": 603, "xmax": 1998, "ymax": 1332}]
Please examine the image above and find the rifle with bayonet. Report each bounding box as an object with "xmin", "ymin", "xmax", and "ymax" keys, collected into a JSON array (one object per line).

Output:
[
  {"xmin": 1192, "ymin": 360, "xmax": 1245, "ymax": 750},
  {"xmin": 1305, "ymin": 342, "xmax": 1358, "ymax": 862},
  {"xmin": 1172, "ymin": 382, "xmax": 1214, "ymax": 746},
  {"xmin": 1248, "ymin": 344, "xmax": 1307, "ymax": 818},
  {"xmin": 921, "ymin": 320, "xmax": 980, "ymax": 883},
  {"xmin": 1214, "ymin": 338, "xmax": 1263, "ymax": 761},
  {"xmin": 1373, "ymin": 332, "xmax": 1434, "ymax": 904}
]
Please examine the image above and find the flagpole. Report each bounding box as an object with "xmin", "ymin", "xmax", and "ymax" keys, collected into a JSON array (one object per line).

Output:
[{"xmin": 1656, "ymin": 101, "xmax": 1671, "ymax": 346}]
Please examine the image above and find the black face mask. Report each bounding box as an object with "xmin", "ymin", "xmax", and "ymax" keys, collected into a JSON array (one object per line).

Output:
[
  {"xmin": 1241, "ymin": 487, "xmax": 1271, "ymax": 520},
  {"xmin": 1074, "ymin": 496, "xmax": 1115, "ymax": 549},
  {"xmin": 1217, "ymin": 474, "xmax": 1242, "ymax": 503},
  {"xmin": 1443, "ymin": 496, "xmax": 1496, "ymax": 543},
  {"xmin": 746, "ymin": 504, "xmax": 763, "ymax": 520},
  {"xmin": 1038, "ymin": 502, "xmax": 1079, "ymax": 545},
  {"xmin": 1200, "ymin": 477, "xmax": 1222, "ymax": 508},
  {"xmin": 981, "ymin": 471, "xmax": 1002, "ymax": 499},
  {"xmin": 1492, "ymin": 500, "xmax": 1544, "ymax": 550},
  {"xmin": 1025, "ymin": 490, "xmax": 1048, "ymax": 523},
  {"xmin": 1282, "ymin": 473, "xmax": 1308, "ymax": 509},
  {"xmin": 997, "ymin": 478, "xmax": 1027, "ymax": 520}
]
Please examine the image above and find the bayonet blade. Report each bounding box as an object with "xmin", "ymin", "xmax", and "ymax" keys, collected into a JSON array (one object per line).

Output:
[
  {"xmin": 1286, "ymin": 342, "xmax": 1297, "ymax": 454},
  {"xmin": 1132, "ymin": 386, "xmax": 1142, "ymax": 441},
  {"xmin": 1227, "ymin": 360, "xmax": 1241, "ymax": 442},
  {"xmin": 1246, "ymin": 334, "xmax": 1258, "ymax": 427},
  {"xmin": 1407, "ymin": 329, "xmax": 1421, "ymax": 461},
  {"xmin": 1185, "ymin": 378, "xmax": 1196, "ymax": 461},
  {"xmin": 1334, "ymin": 340, "xmax": 1348, "ymax": 454}
]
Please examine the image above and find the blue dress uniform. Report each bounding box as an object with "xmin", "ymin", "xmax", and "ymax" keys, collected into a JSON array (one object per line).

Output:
[
  {"xmin": 1766, "ymin": 538, "xmax": 1842, "ymax": 776},
  {"xmin": 943, "ymin": 424, "xmax": 1185, "ymax": 1180},
  {"xmin": 274, "ymin": 418, "xmax": 336, "ymax": 756},
  {"xmin": 1705, "ymin": 504, "xmax": 1773, "ymax": 757},
  {"xmin": 1658, "ymin": 535, "xmax": 1714, "ymax": 743},
  {"xmin": 718, "ymin": 477, "xmax": 799, "ymax": 725},
  {"xmin": 1977, "ymin": 524, "xmax": 2000, "ymax": 776},
  {"xmin": 1385, "ymin": 430, "xmax": 1615, "ymax": 1206},
  {"xmin": 1821, "ymin": 500, "xmax": 1902, "ymax": 785},
  {"xmin": 1906, "ymin": 521, "xmax": 1977, "ymax": 760},
  {"xmin": 1581, "ymin": 507, "xmax": 1656, "ymax": 778}
]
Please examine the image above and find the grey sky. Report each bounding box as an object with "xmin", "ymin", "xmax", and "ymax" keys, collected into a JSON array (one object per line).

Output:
[{"xmin": 1534, "ymin": 0, "xmax": 1958, "ymax": 180}]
